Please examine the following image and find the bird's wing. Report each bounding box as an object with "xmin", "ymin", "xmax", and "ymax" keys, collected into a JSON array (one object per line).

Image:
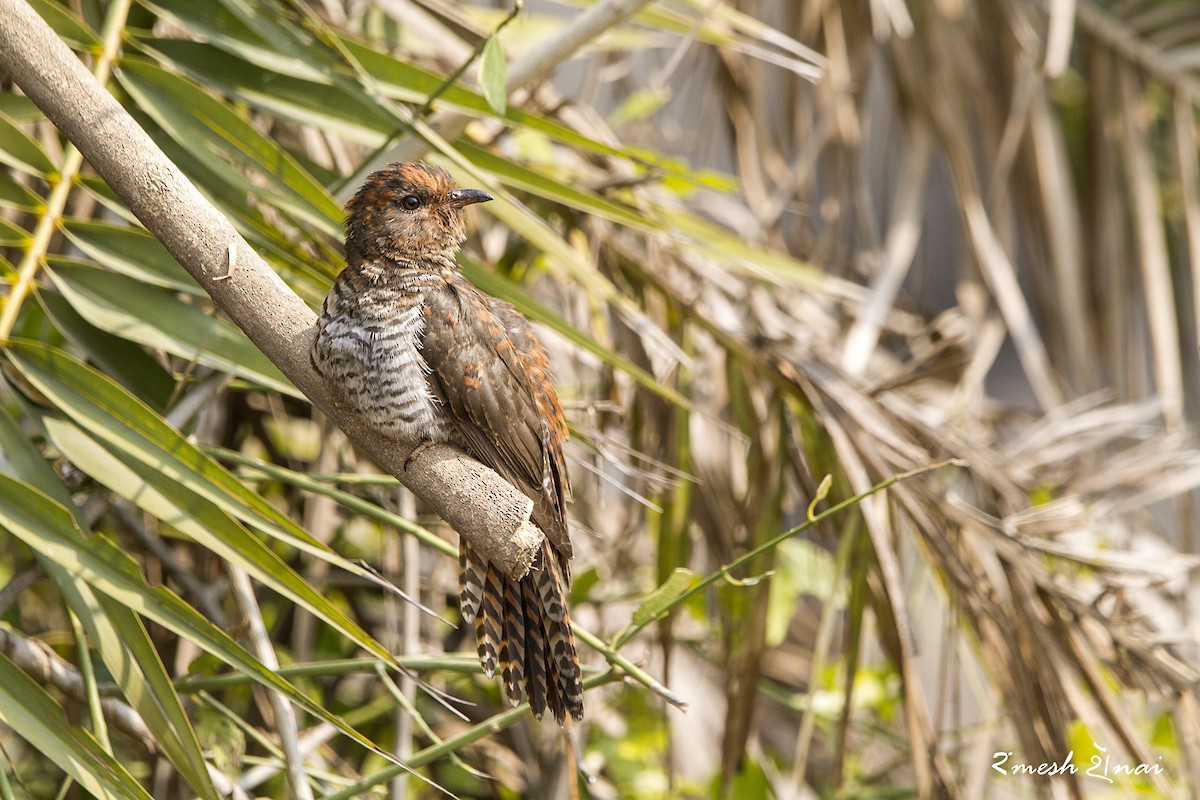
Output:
[{"xmin": 420, "ymin": 275, "xmax": 572, "ymax": 558}]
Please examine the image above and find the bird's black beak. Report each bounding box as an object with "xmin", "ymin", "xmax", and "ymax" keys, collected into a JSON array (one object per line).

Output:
[{"xmin": 447, "ymin": 188, "xmax": 493, "ymax": 208}]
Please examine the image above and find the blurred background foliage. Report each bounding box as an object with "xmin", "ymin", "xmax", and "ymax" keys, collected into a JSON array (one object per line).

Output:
[{"xmin": 1, "ymin": 0, "xmax": 1199, "ymax": 798}]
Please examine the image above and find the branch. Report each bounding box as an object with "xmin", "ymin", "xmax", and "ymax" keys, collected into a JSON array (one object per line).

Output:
[{"xmin": 0, "ymin": 0, "xmax": 541, "ymax": 580}]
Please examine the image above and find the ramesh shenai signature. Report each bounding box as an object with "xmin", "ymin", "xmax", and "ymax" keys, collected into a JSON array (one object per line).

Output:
[{"xmin": 993, "ymin": 744, "xmax": 1165, "ymax": 783}]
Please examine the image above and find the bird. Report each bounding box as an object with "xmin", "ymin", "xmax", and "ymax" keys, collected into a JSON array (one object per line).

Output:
[{"xmin": 311, "ymin": 161, "xmax": 583, "ymax": 723}]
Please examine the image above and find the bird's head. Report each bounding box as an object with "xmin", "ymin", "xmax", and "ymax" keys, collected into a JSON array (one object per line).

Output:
[{"xmin": 344, "ymin": 162, "xmax": 493, "ymax": 266}]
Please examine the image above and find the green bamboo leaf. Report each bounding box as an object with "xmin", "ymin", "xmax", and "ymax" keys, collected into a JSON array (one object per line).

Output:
[
  {"xmin": 631, "ymin": 568, "xmax": 694, "ymax": 627},
  {"xmin": 45, "ymin": 262, "xmax": 299, "ymax": 398},
  {"xmin": 26, "ymin": 0, "xmax": 101, "ymax": 49},
  {"xmin": 453, "ymin": 184, "xmax": 682, "ymax": 373},
  {"xmin": 0, "ymin": 405, "xmax": 219, "ymax": 800},
  {"xmin": 133, "ymin": 32, "xmax": 728, "ymax": 191},
  {"xmin": 766, "ymin": 539, "xmax": 841, "ymax": 647},
  {"xmin": 337, "ymin": 37, "xmax": 725, "ymax": 189},
  {"xmin": 60, "ymin": 219, "xmax": 201, "ymax": 293},
  {"xmin": 137, "ymin": 0, "xmax": 337, "ymax": 81},
  {"xmin": 43, "ymin": 415, "xmax": 395, "ymax": 667},
  {"xmin": 0, "ymin": 652, "xmax": 154, "ymax": 800},
  {"xmin": 38, "ymin": 286, "xmax": 177, "ymax": 410},
  {"xmin": 0, "ymin": 169, "xmax": 42, "ymax": 211},
  {"xmin": 0, "ymin": 112, "xmax": 55, "ymax": 177},
  {"xmin": 0, "ymin": 95, "xmax": 42, "ymax": 123},
  {"xmin": 108, "ymin": 118, "xmax": 338, "ymax": 291},
  {"xmin": 76, "ymin": 174, "xmax": 141, "ymax": 225},
  {"xmin": 479, "ymin": 35, "xmax": 508, "ymax": 115},
  {"xmin": 4, "ymin": 341, "xmax": 407, "ymax": 647},
  {"xmin": 608, "ymin": 87, "xmax": 670, "ymax": 126},
  {"xmin": 664, "ymin": 208, "xmax": 823, "ymax": 287},
  {"xmin": 456, "ymin": 140, "xmax": 651, "ymax": 230},
  {"xmin": 117, "ymin": 58, "xmax": 342, "ymax": 237},
  {"xmin": 0, "ymin": 215, "xmax": 28, "ymax": 247},
  {"xmin": 90, "ymin": 594, "xmax": 221, "ymax": 799},
  {"xmin": 133, "ymin": 36, "xmax": 393, "ymax": 143},
  {"xmin": 211, "ymin": 0, "xmax": 329, "ymax": 69},
  {"xmin": 0, "ymin": 474, "xmax": 391, "ymax": 761},
  {"xmin": 4, "ymin": 341, "xmax": 313, "ymax": 547}
]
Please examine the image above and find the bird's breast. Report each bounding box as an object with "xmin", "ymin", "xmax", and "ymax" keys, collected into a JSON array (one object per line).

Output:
[{"xmin": 312, "ymin": 283, "xmax": 454, "ymax": 443}]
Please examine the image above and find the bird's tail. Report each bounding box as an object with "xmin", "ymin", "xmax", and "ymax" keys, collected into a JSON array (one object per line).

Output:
[{"xmin": 459, "ymin": 540, "xmax": 583, "ymax": 723}]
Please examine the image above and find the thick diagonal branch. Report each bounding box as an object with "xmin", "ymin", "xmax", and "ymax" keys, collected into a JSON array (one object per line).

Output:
[{"xmin": 0, "ymin": 0, "xmax": 541, "ymax": 580}]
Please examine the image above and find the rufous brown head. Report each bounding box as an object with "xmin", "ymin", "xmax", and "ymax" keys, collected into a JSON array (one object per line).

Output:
[{"xmin": 344, "ymin": 162, "xmax": 492, "ymax": 265}]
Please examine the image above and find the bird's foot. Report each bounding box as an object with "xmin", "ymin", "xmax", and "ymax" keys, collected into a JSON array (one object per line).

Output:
[{"xmin": 403, "ymin": 439, "xmax": 437, "ymax": 471}]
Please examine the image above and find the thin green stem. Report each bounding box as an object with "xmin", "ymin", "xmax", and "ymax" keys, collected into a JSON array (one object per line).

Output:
[
  {"xmin": 574, "ymin": 625, "xmax": 687, "ymax": 709},
  {"xmin": 790, "ymin": 512, "xmax": 861, "ymax": 785},
  {"xmin": 173, "ymin": 656, "xmax": 479, "ymax": 694},
  {"xmin": 374, "ymin": 662, "xmax": 476, "ymax": 775},
  {"xmin": 69, "ymin": 610, "xmax": 110, "ymax": 753},
  {"xmin": 411, "ymin": 1, "xmax": 524, "ymax": 122},
  {"xmin": 196, "ymin": 690, "xmax": 282, "ymax": 762}
]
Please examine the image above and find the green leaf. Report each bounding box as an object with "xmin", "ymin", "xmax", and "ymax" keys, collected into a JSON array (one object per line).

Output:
[
  {"xmin": 75, "ymin": 174, "xmax": 142, "ymax": 226},
  {"xmin": 136, "ymin": 0, "xmax": 328, "ymax": 81},
  {"xmin": 0, "ymin": 405, "xmax": 219, "ymax": 800},
  {"xmin": 133, "ymin": 37, "xmax": 392, "ymax": 144},
  {"xmin": 664, "ymin": 208, "xmax": 822, "ymax": 287},
  {"xmin": 455, "ymin": 140, "xmax": 651, "ymax": 230},
  {"xmin": 45, "ymin": 262, "xmax": 299, "ymax": 398},
  {"xmin": 766, "ymin": 539, "xmax": 840, "ymax": 647},
  {"xmin": 211, "ymin": 0, "xmax": 325, "ymax": 67},
  {"xmin": 37, "ymin": 286, "xmax": 177, "ymax": 410},
  {"xmin": 4, "ymin": 341, "xmax": 402, "ymax": 663},
  {"xmin": 0, "ymin": 112, "xmax": 56, "ymax": 177},
  {"xmin": 4, "ymin": 341, "xmax": 311, "ymax": 548},
  {"xmin": 631, "ymin": 568, "xmax": 694, "ymax": 627},
  {"xmin": 117, "ymin": 58, "xmax": 342, "ymax": 237},
  {"xmin": 0, "ymin": 473, "xmax": 389, "ymax": 762},
  {"xmin": 479, "ymin": 35, "xmax": 508, "ymax": 115},
  {"xmin": 0, "ymin": 652, "xmax": 155, "ymax": 800},
  {"xmin": 133, "ymin": 31, "xmax": 726, "ymax": 191},
  {"xmin": 60, "ymin": 219, "xmax": 201, "ymax": 293},
  {"xmin": 109, "ymin": 115, "xmax": 338, "ymax": 292},
  {"xmin": 43, "ymin": 416, "xmax": 394, "ymax": 670},
  {"xmin": 0, "ymin": 95, "xmax": 41, "ymax": 123},
  {"xmin": 0, "ymin": 215, "xmax": 28, "ymax": 247},
  {"xmin": 0, "ymin": 169, "xmax": 42, "ymax": 211},
  {"xmin": 26, "ymin": 0, "xmax": 101, "ymax": 49}
]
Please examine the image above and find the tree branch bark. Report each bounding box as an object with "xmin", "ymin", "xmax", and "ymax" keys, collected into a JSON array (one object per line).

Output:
[{"xmin": 0, "ymin": 0, "xmax": 541, "ymax": 580}]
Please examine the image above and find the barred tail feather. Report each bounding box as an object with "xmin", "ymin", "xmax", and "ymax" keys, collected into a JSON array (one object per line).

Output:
[
  {"xmin": 459, "ymin": 541, "xmax": 583, "ymax": 723},
  {"xmin": 477, "ymin": 563, "xmax": 504, "ymax": 677},
  {"xmin": 459, "ymin": 542, "xmax": 484, "ymax": 624},
  {"xmin": 520, "ymin": 576, "xmax": 550, "ymax": 720},
  {"xmin": 499, "ymin": 578, "xmax": 526, "ymax": 707},
  {"xmin": 535, "ymin": 542, "xmax": 584, "ymax": 722}
]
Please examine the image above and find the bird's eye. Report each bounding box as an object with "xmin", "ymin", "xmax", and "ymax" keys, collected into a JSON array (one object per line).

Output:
[{"xmin": 400, "ymin": 195, "xmax": 422, "ymax": 211}]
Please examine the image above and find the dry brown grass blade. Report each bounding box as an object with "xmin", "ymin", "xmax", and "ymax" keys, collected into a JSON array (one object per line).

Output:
[{"xmin": 1118, "ymin": 64, "xmax": 1186, "ymax": 431}]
